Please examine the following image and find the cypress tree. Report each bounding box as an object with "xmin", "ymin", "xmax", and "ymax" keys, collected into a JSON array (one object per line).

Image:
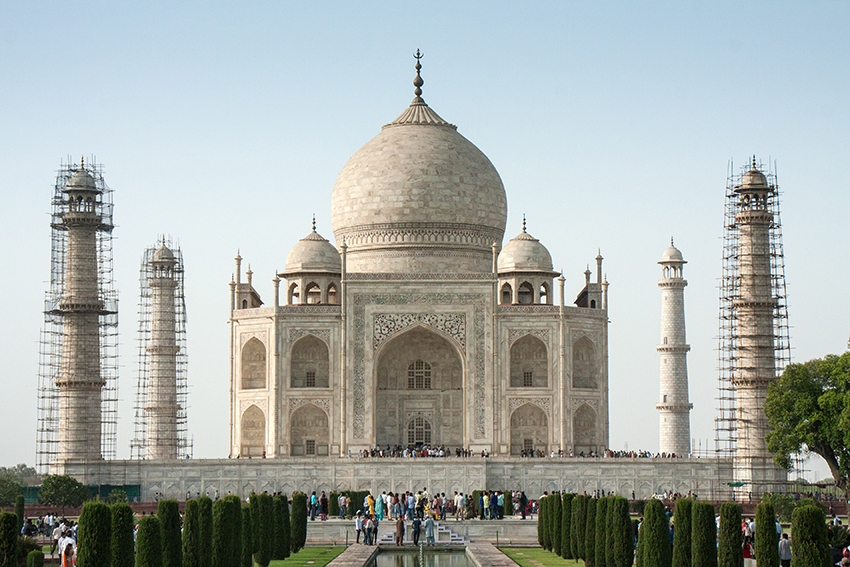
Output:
[
  {"xmin": 754, "ymin": 500, "xmax": 779, "ymax": 567},
  {"xmin": 671, "ymin": 498, "xmax": 692, "ymax": 567},
  {"xmin": 329, "ymin": 493, "xmax": 339, "ymax": 518},
  {"xmin": 718, "ymin": 502, "xmax": 742, "ymax": 567},
  {"xmin": 290, "ymin": 493, "xmax": 308, "ymax": 554},
  {"xmin": 0, "ymin": 513, "xmax": 18, "ymax": 567},
  {"xmin": 537, "ymin": 495, "xmax": 544, "ymax": 547},
  {"xmin": 136, "ymin": 516, "xmax": 163, "ymax": 567},
  {"xmin": 585, "ymin": 498, "xmax": 597, "ymax": 567},
  {"xmin": 212, "ymin": 498, "xmax": 230, "ymax": 567},
  {"xmin": 572, "ymin": 495, "xmax": 587, "ymax": 559},
  {"xmin": 690, "ymin": 501, "xmax": 716, "ymax": 567},
  {"xmin": 249, "ymin": 494, "xmax": 260, "ymax": 555},
  {"xmin": 181, "ymin": 500, "xmax": 201, "ymax": 567},
  {"xmin": 561, "ymin": 493, "xmax": 574, "ymax": 559},
  {"xmin": 241, "ymin": 506, "xmax": 252, "ymax": 567},
  {"xmin": 14, "ymin": 495, "xmax": 24, "ymax": 533},
  {"xmin": 596, "ymin": 497, "xmax": 608, "ymax": 567},
  {"xmin": 790, "ymin": 505, "xmax": 830, "ymax": 567},
  {"xmin": 111, "ymin": 502, "xmax": 135, "ymax": 567},
  {"xmin": 78, "ymin": 501, "xmax": 112, "ymax": 567},
  {"xmin": 272, "ymin": 495, "xmax": 286, "ymax": 560},
  {"xmin": 276, "ymin": 494, "xmax": 291, "ymax": 560},
  {"xmin": 197, "ymin": 497, "xmax": 213, "ymax": 567},
  {"xmin": 635, "ymin": 517, "xmax": 645, "ymax": 567},
  {"xmin": 157, "ymin": 500, "xmax": 182, "ymax": 567},
  {"xmin": 541, "ymin": 496, "xmax": 551, "ymax": 551},
  {"xmin": 254, "ymin": 493, "xmax": 273, "ymax": 567},
  {"xmin": 552, "ymin": 494, "xmax": 562, "ymax": 556},
  {"xmin": 641, "ymin": 499, "xmax": 671, "ymax": 567},
  {"xmin": 609, "ymin": 497, "xmax": 633, "ymax": 567},
  {"xmin": 225, "ymin": 496, "xmax": 243, "ymax": 567}
]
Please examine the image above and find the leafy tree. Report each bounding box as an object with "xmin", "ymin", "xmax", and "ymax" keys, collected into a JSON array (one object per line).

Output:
[
  {"xmin": 640, "ymin": 499, "xmax": 671, "ymax": 567},
  {"xmin": 691, "ymin": 502, "xmax": 716, "ymax": 567},
  {"xmin": 197, "ymin": 497, "xmax": 213, "ymax": 567},
  {"xmin": 241, "ymin": 506, "xmax": 252, "ymax": 567},
  {"xmin": 107, "ymin": 489, "xmax": 127, "ymax": 505},
  {"xmin": 571, "ymin": 495, "xmax": 587, "ymax": 559},
  {"xmin": 671, "ymin": 498, "xmax": 692, "ymax": 567},
  {"xmin": 14, "ymin": 496, "xmax": 24, "ymax": 532},
  {"xmin": 39, "ymin": 475, "xmax": 89, "ymax": 514},
  {"xmin": 136, "ymin": 516, "xmax": 162, "ymax": 567},
  {"xmin": 0, "ymin": 465, "xmax": 37, "ymax": 486},
  {"xmin": 560, "ymin": 493, "xmax": 573, "ymax": 559},
  {"xmin": 595, "ymin": 497, "xmax": 608, "ymax": 567},
  {"xmin": 77, "ymin": 501, "xmax": 111, "ymax": 567},
  {"xmin": 552, "ymin": 493, "xmax": 562, "ymax": 556},
  {"xmin": 254, "ymin": 493, "xmax": 272, "ymax": 567},
  {"xmin": 158, "ymin": 500, "xmax": 182, "ymax": 567},
  {"xmin": 111, "ymin": 502, "xmax": 135, "ymax": 567},
  {"xmin": 754, "ymin": 500, "xmax": 779, "ymax": 567},
  {"xmin": 290, "ymin": 493, "xmax": 307, "ymax": 554},
  {"xmin": 0, "ymin": 513, "xmax": 17, "ymax": 567},
  {"xmin": 585, "ymin": 498, "xmax": 597, "ymax": 567},
  {"xmin": 0, "ymin": 479, "xmax": 21, "ymax": 509},
  {"xmin": 761, "ymin": 492, "xmax": 795, "ymax": 522},
  {"xmin": 181, "ymin": 500, "xmax": 201, "ymax": 567},
  {"xmin": 718, "ymin": 502, "xmax": 742, "ymax": 567},
  {"xmin": 765, "ymin": 346, "xmax": 850, "ymax": 503},
  {"xmin": 273, "ymin": 494, "xmax": 290, "ymax": 560},
  {"xmin": 609, "ymin": 497, "xmax": 633, "ymax": 567},
  {"xmin": 791, "ymin": 505, "xmax": 830, "ymax": 567}
]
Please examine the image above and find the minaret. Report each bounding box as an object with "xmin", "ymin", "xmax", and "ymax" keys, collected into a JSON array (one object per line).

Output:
[
  {"xmin": 656, "ymin": 239, "xmax": 692, "ymax": 456},
  {"xmin": 56, "ymin": 161, "xmax": 107, "ymax": 462},
  {"xmin": 144, "ymin": 242, "xmax": 180, "ymax": 459}
]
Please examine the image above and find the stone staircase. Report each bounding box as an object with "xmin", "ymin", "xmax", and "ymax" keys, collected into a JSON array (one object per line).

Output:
[{"xmin": 377, "ymin": 520, "xmax": 468, "ymax": 544}]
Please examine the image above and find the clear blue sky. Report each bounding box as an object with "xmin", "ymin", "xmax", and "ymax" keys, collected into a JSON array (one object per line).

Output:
[{"xmin": 1, "ymin": 1, "xmax": 847, "ymax": 481}]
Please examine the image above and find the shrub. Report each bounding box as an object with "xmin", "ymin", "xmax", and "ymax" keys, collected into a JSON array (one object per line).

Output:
[
  {"xmin": 181, "ymin": 500, "xmax": 201, "ymax": 567},
  {"xmin": 572, "ymin": 495, "xmax": 587, "ymax": 559},
  {"xmin": 754, "ymin": 500, "xmax": 778, "ymax": 567},
  {"xmin": 561, "ymin": 493, "xmax": 574, "ymax": 559},
  {"xmin": 254, "ymin": 493, "xmax": 273, "ymax": 567},
  {"xmin": 691, "ymin": 501, "xmax": 716, "ymax": 567},
  {"xmin": 791, "ymin": 505, "xmax": 830, "ymax": 567},
  {"xmin": 585, "ymin": 498, "xmax": 597, "ymax": 567},
  {"xmin": 640, "ymin": 499, "xmax": 670, "ymax": 567},
  {"xmin": 761, "ymin": 492, "xmax": 795, "ymax": 522},
  {"xmin": 552, "ymin": 493, "xmax": 562, "ymax": 556},
  {"xmin": 225, "ymin": 496, "xmax": 243, "ymax": 567},
  {"xmin": 14, "ymin": 495, "xmax": 24, "ymax": 533},
  {"xmin": 290, "ymin": 493, "xmax": 308, "ymax": 554},
  {"xmin": 0, "ymin": 513, "xmax": 17, "ymax": 567},
  {"xmin": 609, "ymin": 497, "xmax": 633, "ymax": 567},
  {"xmin": 329, "ymin": 492, "xmax": 339, "ymax": 518},
  {"xmin": 631, "ymin": 499, "xmax": 648, "ymax": 516},
  {"xmin": 107, "ymin": 490, "xmax": 128, "ymax": 505},
  {"xmin": 671, "ymin": 498, "xmax": 692, "ymax": 567},
  {"xmin": 78, "ymin": 501, "xmax": 111, "ymax": 567},
  {"xmin": 241, "ymin": 506, "xmax": 252, "ymax": 567},
  {"xmin": 541, "ymin": 496, "xmax": 551, "ymax": 551},
  {"xmin": 537, "ymin": 495, "xmax": 545, "ymax": 547},
  {"xmin": 158, "ymin": 500, "xmax": 182, "ymax": 567},
  {"xmin": 197, "ymin": 497, "xmax": 213, "ymax": 567},
  {"xmin": 595, "ymin": 497, "xmax": 608, "ymax": 567},
  {"xmin": 111, "ymin": 502, "xmax": 135, "ymax": 567},
  {"xmin": 136, "ymin": 516, "xmax": 163, "ymax": 567},
  {"xmin": 212, "ymin": 497, "xmax": 238, "ymax": 567},
  {"xmin": 718, "ymin": 502, "xmax": 742, "ymax": 567},
  {"xmin": 273, "ymin": 494, "xmax": 290, "ymax": 560},
  {"xmin": 26, "ymin": 550, "xmax": 44, "ymax": 567},
  {"xmin": 249, "ymin": 494, "xmax": 260, "ymax": 555},
  {"xmin": 827, "ymin": 524, "xmax": 850, "ymax": 549}
]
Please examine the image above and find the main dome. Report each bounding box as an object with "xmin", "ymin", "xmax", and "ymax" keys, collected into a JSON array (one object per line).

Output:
[{"xmin": 331, "ymin": 77, "xmax": 507, "ymax": 274}]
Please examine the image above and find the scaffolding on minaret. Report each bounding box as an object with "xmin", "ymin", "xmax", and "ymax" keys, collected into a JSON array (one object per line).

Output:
[
  {"xmin": 130, "ymin": 237, "xmax": 191, "ymax": 459},
  {"xmin": 715, "ymin": 158, "xmax": 792, "ymax": 489},
  {"xmin": 36, "ymin": 158, "xmax": 119, "ymax": 475}
]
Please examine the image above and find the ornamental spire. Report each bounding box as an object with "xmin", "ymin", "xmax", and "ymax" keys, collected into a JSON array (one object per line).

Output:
[{"xmin": 413, "ymin": 49, "xmax": 424, "ymax": 103}]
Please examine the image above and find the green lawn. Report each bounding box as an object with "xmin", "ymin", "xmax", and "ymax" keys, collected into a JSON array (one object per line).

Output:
[
  {"xmin": 499, "ymin": 548, "xmax": 585, "ymax": 567},
  {"xmin": 268, "ymin": 547, "xmax": 346, "ymax": 567}
]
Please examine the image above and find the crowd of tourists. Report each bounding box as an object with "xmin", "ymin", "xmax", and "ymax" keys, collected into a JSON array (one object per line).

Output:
[{"xmin": 349, "ymin": 445, "xmax": 688, "ymax": 459}]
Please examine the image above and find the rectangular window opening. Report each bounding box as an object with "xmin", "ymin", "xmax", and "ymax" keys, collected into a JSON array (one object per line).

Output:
[
  {"xmin": 306, "ymin": 371, "xmax": 316, "ymax": 388},
  {"xmin": 523, "ymin": 371, "xmax": 533, "ymax": 387},
  {"xmin": 305, "ymin": 439, "xmax": 316, "ymax": 456}
]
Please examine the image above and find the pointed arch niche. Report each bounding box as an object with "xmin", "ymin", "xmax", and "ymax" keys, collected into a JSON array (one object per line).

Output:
[
  {"xmin": 510, "ymin": 403, "xmax": 548, "ymax": 455},
  {"xmin": 290, "ymin": 335, "xmax": 329, "ymax": 388},
  {"xmin": 573, "ymin": 403, "xmax": 598, "ymax": 454},
  {"xmin": 572, "ymin": 336, "xmax": 598, "ymax": 389},
  {"xmin": 510, "ymin": 335, "xmax": 548, "ymax": 387},
  {"xmin": 290, "ymin": 403, "xmax": 329, "ymax": 456},
  {"xmin": 240, "ymin": 404, "xmax": 266, "ymax": 456},
  {"xmin": 241, "ymin": 338, "xmax": 266, "ymax": 390}
]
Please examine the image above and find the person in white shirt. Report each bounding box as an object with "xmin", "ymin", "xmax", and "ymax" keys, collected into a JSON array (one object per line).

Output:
[{"xmin": 355, "ymin": 512, "xmax": 363, "ymax": 544}]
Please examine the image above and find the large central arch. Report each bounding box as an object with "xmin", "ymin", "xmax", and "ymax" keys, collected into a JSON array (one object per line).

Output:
[{"xmin": 374, "ymin": 326, "xmax": 464, "ymax": 448}]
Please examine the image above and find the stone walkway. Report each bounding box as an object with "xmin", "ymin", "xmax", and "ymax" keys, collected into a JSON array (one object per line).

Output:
[
  {"xmin": 325, "ymin": 544, "xmax": 379, "ymax": 567},
  {"xmin": 466, "ymin": 542, "xmax": 520, "ymax": 567}
]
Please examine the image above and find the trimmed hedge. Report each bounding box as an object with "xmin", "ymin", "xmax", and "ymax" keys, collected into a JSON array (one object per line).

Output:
[
  {"xmin": 671, "ymin": 498, "xmax": 692, "ymax": 567},
  {"xmin": 718, "ymin": 502, "xmax": 742, "ymax": 567},
  {"xmin": 290, "ymin": 493, "xmax": 308, "ymax": 554},
  {"xmin": 691, "ymin": 501, "xmax": 716, "ymax": 567},
  {"xmin": 585, "ymin": 498, "xmax": 597, "ymax": 567},
  {"xmin": 254, "ymin": 493, "xmax": 273, "ymax": 567},
  {"xmin": 272, "ymin": 494, "xmax": 290, "ymax": 560},
  {"xmin": 640, "ymin": 499, "xmax": 670, "ymax": 567},
  {"xmin": 78, "ymin": 501, "xmax": 112, "ymax": 567},
  {"xmin": 609, "ymin": 496, "xmax": 633, "ymax": 567},
  {"xmin": 197, "ymin": 497, "xmax": 213, "ymax": 567},
  {"xmin": 111, "ymin": 502, "xmax": 135, "ymax": 567},
  {"xmin": 571, "ymin": 495, "xmax": 587, "ymax": 560},
  {"xmin": 552, "ymin": 494, "xmax": 562, "ymax": 556},
  {"xmin": 754, "ymin": 500, "xmax": 778, "ymax": 567},
  {"xmin": 329, "ymin": 492, "xmax": 339, "ymax": 518},
  {"xmin": 561, "ymin": 493, "xmax": 574, "ymax": 559},
  {"xmin": 791, "ymin": 505, "xmax": 830, "ymax": 567},
  {"xmin": 0, "ymin": 513, "xmax": 17, "ymax": 567},
  {"xmin": 158, "ymin": 500, "xmax": 182, "ymax": 567},
  {"xmin": 181, "ymin": 500, "xmax": 201, "ymax": 567},
  {"xmin": 136, "ymin": 516, "xmax": 163, "ymax": 567},
  {"xmin": 26, "ymin": 550, "xmax": 44, "ymax": 567},
  {"xmin": 595, "ymin": 497, "xmax": 608, "ymax": 567},
  {"xmin": 241, "ymin": 506, "xmax": 252, "ymax": 567}
]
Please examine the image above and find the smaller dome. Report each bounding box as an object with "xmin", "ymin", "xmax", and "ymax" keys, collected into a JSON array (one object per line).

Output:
[
  {"xmin": 65, "ymin": 167, "xmax": 99, "ymax": 193},
  {"xmin": 498, "ymin": 224, "xmax": 554, "ymax": 273},
  {"xmin": 735, "ymin": 158, "xmax": 770, "ymax": 193},
  {"xmin": 153, "ymin": 245, "xmax": 176, "ymax": 263},
  {"xmin": 284, "ymin": 228, "xmax": 341, "ymax": 274},
  {"xmin": 659, "ymin": 238, "xmax": 686, "ymax": 264}
]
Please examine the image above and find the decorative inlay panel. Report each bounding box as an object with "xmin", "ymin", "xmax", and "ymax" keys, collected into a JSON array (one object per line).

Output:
[
  {"xmin": 373, "ymin": 313, "xmax": 466, "ymax": 351},
  {"xmin": 571, "ymin": 398, "xmax": 599, "ymax": 411},
  {"xmin": 288, "ymin": 398, "xmax": 331, "ymax": 414},
  {"xmin": 508, "ymin": 397, "xmax": 551, "ymax": 416},
  {"xmin": 239, "ymin": 398, "xmax": 268, "ymax": 414},
  {"xmin": 288, "ymin": 329, "xmax": 332, "ymax": 348},
  {"xmin": 240, "ymin": 331, "xmax": 268, "ymax": 347},
  {"xmin": 345, "ymin": 272, "xmax": 495, "ymax": 281},
  {"xmin": 497, "ymin": 305, "xmax": 560, "ymax": 314},
  {"xmin": 508, "ymin": 329, "xmax": 550, "ymax": 346},
  {"xmin": 571, "ymin": 330, "xmax": 601, "ymax": 346}
]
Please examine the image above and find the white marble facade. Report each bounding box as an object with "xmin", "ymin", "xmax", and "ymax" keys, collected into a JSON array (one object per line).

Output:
[{"xmin": 229, "ymin": 78, "xmax": 610, "ymax": 460}]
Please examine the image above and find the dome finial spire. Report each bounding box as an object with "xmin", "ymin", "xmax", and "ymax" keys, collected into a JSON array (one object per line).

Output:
[
  {"xmin": 80, "ymin": 155, "xmax": 84, "ymax": 170},
  {"xmin": 413, "ymin": 49, "xmax": 424, "ymax": 103},
  {"xmin": 752, "ymin": 155, "xmax": 757, "ymax": 169},
  {"xmin": 522, "ymin": 214, "xmax": 527, "ymax": 233},
  {"xmin": 312, "ymin": 213, "xmax": 316, "ymax": 232},
  {"xmin": 671, "ymin": 236, "xmax": 674, "ymax": 246}
]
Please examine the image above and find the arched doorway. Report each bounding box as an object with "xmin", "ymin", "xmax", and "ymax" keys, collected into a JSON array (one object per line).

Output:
[
  {"xmin": 510, "ymin": 403, "xmax": 548, "ymax": 455},
  {"xmin": 573, "ymin": 403, "xmax": 597, "ymax": 454},
  {"xmin": 375, "ymin": 326, "xmax": 463, "ymax": 448},
  {"xmin": 290, "ymin": 335, "xmax": 329, "ymax": 388},
  {"xmin": 241, "ymin": 338, "xmax": 266, "ymax": 389},
  {"xmin": 290, "ymin": 403, "xmax": 329, "ymax": 456},
  {"xmin": 240, "ymin": 405, "xmax": 265, "ymax": 456},
  {"xmin": 572, "ymin": 337, "xmax": 598, "ymax": 389},
  {"xmin": 510, "ymin": 335, "xmax": 548, "ymax": 387}
]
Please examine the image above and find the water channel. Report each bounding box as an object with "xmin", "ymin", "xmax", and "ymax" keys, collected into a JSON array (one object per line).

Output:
[{"xmin": 369, "ymin": 548, "xmax": 473, "ymax": 567}]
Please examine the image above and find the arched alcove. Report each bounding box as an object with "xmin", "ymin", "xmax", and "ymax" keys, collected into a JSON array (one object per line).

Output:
[
  {"xmin": 290, "ymin": 335, "xmax": 329, "ymax": 388},
  {"xmin": 290, "ymin": 403, "xmax": 329, "ymax": 456},
  {"xmin": 573, "ymin": 403, "xmax": 597, "ymax": 454},
  {"xmin": 510, "ymin": 403, "xmax": 548, "ymax": 455},
  {"xmin": 510, "ymin": 335, "xmax": 548, "ymax": 387},
  {"xmin": 517, "ymin": 282, "xmax": 534, "ymax": 304},
  {"xmin": 241, "ymin": 338, "xmax": 266, "ymax": 389},
  {"xmin": 500, "ymin": 283, "xmax": 513, "ymax": 305},
  {"xmin": 327, "ymin": 283, "xmax": 338, "ymax": 304},
  {"xmin": 572, "ymin": 337, "xmax": 597, "ymax": 389},
  {"xmin": 240, "ymin": 405, "xmax": 265, "ymax": 457},
  {"xmin": 304, "ymin": 282, "xmax": 322, "ymax": 304},
  {"xmin": 288, "ymin": 282, "xmax": 300, "ymax": 305}
]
